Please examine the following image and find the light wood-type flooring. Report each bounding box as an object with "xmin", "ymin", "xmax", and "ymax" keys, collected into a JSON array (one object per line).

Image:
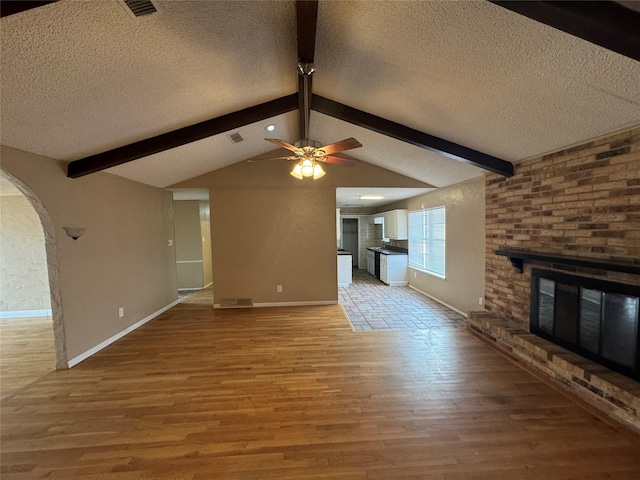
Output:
[
  {"xmin": 0, "ymin": 317, "xmax": 55, "ymax": 400},
  {"xmin": 2, "ymin": 290, "xmax": 640, "ymax": 479}
]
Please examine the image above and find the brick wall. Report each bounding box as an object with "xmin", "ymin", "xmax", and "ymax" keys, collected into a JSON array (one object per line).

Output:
[{"xmin": 485, "ymin": 126, "xmax": 640, "ymax": 329}]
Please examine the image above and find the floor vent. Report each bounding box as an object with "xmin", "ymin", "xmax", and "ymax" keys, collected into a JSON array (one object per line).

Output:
[
  {"xmin": 120, "ymin": 0, "xmax": 157, "ymax": 17},
  {"xmin": 227, "ymin": 132, "xmax": 244, "ymax": 144},
  {"xmin": 220, "ymin": 298, "xmax": 253, "ymax": 308}
]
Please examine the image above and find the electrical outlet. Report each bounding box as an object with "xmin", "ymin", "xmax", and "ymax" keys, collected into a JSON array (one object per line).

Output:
[
  {"xmin": 167, "ymin": 239, "xmax": 173, "ymax": 246},
  {"xmin": 479, "ymin": 297, "xmax": 483, "ymax": 306},
  {"xmin": 118, "ymin": 307, "xmax": 124, "ymax": 318},
  {"xmin": 414, "ymin": 271, "xmax": 417, "ymax": 278},
  {"xmin": 277, "ymin": 285, "xmax": 282, "ymax": 293}
]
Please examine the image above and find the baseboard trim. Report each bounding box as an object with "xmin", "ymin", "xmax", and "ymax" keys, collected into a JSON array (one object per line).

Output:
[
  {"xmin": 178, "ymin": 282, "xmax": 212, "ymax": 292},
  {"xmin": 387, "ymin": 281, "xmax": 408, "ymax": 287},
  {"xmin": 407, "ymin": 285, "xmax": 468, "ymax": 317},
  {"xmin": 67, "ymin": 299, "xmax": 180, "ymax": 368},
  {"xmin": 213, "ymin": 300, "xmax": 337, "ymax": 309},
  {"xmin": 0, "ymin": 309, "xmax": 52, "ymax": 319}
]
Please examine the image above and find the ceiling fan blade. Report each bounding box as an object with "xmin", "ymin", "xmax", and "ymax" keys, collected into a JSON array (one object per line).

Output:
[
  {"xmin": 319, "ymin": 155, "xmax": 359, "ymax": 167},
  {"xmin": 318, "ymin": 137, "xmax": 363, "ymax": 155},
  {"xmin": 247, "ymin": 156, "xmax": 296, "ymax": 163},
  {"xmin": 265, "ymin": 138, "xmax": 300, "ymax": 153}
]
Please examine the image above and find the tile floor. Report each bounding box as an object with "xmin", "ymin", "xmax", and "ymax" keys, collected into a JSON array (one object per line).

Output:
[{"xmin": 339, "ymin": 268, "xmax": 466, "ymax": 331}]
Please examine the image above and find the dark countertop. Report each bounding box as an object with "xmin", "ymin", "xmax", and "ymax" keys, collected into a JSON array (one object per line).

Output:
[
  {"xmin": 337, "ymin": 250, "xmax": 353, "ymax": 256},
  {"xmin": 366, "ymin": 247, "xmax": 408, "ymax": 256}
]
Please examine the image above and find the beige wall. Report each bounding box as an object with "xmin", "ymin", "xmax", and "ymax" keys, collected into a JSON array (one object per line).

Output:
[
  {"xmin": 383, "ymin": 177, "xmax": 486, "ymax": 315},
  {"xmin": 0, "ymin": 147, "xmax": 178, "ymax": 363},
  {"xmin": 211, "ymin": 188, "xmax": 338, "ymax": 304},
  {"xmin": 200, "ymin": 201, "xmax": 213, "ymax": 286},
  {"xmin": 172, "ymin": 157, "xmax": 430, "ymax": 306},
  {"xmin": 0, "ymin": 193, "xmax": 50, "ymax": 312},
  {"xmin": 174, "ymin": 200, "xmax": 204, "ymax": 289}
]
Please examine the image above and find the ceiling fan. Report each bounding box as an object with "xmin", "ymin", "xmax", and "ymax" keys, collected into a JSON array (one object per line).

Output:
[
  {"xmin": 262, "ymin": 136, "xmax": 362, "ymax": 179},
  {"xmin": 255, "ymin": 56, "xmax": 363, "ymax": 179},
  {"xmin": 249, "ymin": 2, "xmax": 363, "ymax": 179},
  {"xmin": 254, "ymin": 6, "xmax": 362, "ymax": 179}
]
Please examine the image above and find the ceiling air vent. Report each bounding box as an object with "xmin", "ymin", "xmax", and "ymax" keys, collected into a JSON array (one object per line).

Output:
[
  {"xmin": 227, "ymin": 132, "xmax": 244, "ymax": 144},
  {"xmin": 120, "ymin": 0, "xmax": 157, "ymax": 18}
]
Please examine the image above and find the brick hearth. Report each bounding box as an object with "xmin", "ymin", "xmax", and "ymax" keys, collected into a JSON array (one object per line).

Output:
[{"xmin": 468, "ymin": 311, "xmax": 640, "ymax": 433}]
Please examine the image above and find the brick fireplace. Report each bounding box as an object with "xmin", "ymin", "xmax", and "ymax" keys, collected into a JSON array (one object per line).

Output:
[{"xmin": 470, "ymin": 126, "xmax": 640, "ymax": 432}]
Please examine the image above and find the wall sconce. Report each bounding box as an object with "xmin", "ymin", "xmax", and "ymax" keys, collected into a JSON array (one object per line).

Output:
[{"xmin": 63, "ymin": 226, "xmax": 86, "ymax": 240}]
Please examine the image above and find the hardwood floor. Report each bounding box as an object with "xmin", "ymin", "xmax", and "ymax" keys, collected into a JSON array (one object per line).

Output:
[
  {"xmin": 2, "ymin": 292, "xmax": 639, "ymax": 479},
  {"xmin": 0, "ymin": 317, "xmax": 55, "ymax": 400}
]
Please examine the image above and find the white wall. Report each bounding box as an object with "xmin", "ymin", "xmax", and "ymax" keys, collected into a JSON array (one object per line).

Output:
[{"xmin": 0, "ymin": 193, "xmax": 51, "ymax": 313}]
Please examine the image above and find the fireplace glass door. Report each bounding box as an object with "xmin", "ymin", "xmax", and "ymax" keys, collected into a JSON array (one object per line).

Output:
[{"xmin": 530, "ymin": 269, "xmax": 640, "ymax": 380}]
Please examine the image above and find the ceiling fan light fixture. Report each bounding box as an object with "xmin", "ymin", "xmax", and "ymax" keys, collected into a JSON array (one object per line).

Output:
[
  {"xmin": 300, "ymin": 158, "xmax": 315, "ymax": 177},
  {"xmin": 290, "ymin": 163, "xmax": 303, "ymax": 179},
  {"xmin": 313, "ymin": 163, "xmax": 325, "ymax": 179}
]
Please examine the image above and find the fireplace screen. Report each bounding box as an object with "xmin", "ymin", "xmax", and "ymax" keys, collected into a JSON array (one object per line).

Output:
[{"xmin": 530, "ymin": 269, "xmax": 640, "ymax": 380}]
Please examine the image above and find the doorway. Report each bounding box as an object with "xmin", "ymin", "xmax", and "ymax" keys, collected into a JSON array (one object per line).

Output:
[
  {"xmin": 0, "ymin": 174, "xmax": 59, "ymax": 397},
  {"xmin": 342, "ymin": 218, "xmax": 359, "ymax": 268}
]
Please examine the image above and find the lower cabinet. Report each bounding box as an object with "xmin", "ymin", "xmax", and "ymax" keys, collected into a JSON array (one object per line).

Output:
[
  {"xmin": 366, "ymin": 250, "xmax": 375, "ymax": 276},
  {"xmin": 380, "ymin": 254, "xmax": 408, "ymax": 286},
  {"xmin": 337, "ymin": 254, "xmax": 352, "ymax": 287}
]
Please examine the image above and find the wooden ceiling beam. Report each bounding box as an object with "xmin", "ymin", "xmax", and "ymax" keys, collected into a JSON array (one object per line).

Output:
[
  {"xmin": 296, "ymin": 0, "xmax": 318, "ymax": 140},
  {"xmin": 489, "ymin": 1, "xmax": 640, "ymax": 62},
  {"xmin": 67, "ymin": 94, "xmax": 298, "ymax": 178},
  {"xmin": 312, "ymin": 95, "xmax": 514, "ymax": 177}
]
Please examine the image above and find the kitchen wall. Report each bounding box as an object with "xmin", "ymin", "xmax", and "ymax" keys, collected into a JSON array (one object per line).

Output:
[
  {"xmin": 485, "ymin": 126, "xmax": 640, "ymax": 329},
  {"xmin": 0, "ymin": 191, "xmax": 50, "ymax": 314},
  {"xmin": 339, "ymin": 208, "xmax": 379, "ymax": 268},
  {"xmin": 360, "ymin": 221, "xmax": 382, "ymax": 267},
  {"xmin": 0, "ymin": 147, "xmax": 178, "ymax": 365},
  {"xmin": 381, "ymin": 177, "xmax": 486, "ymax": 315},
  {"xmin": 171, "ymin": 156, "xmax": 430, "ymax": 306}
]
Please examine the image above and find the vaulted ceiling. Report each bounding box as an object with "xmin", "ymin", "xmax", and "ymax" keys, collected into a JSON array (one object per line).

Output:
[{"xmin": 1, "ymin": 0, "xmax": 639, "ymax": 192}]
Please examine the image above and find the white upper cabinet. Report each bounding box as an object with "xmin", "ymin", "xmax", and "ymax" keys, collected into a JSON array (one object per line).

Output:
[{"xmin": 381, "ymin": 209, "xmax": 408, "ymax": 240}]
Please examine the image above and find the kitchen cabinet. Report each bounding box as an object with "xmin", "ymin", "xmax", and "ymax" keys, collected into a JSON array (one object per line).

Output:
[
  {"xmin": 379, "ymin": 253, "xmax": 408, "ymax": 286},
  {"xmin": 380, "ymin": 254, "xmax": 388, "ymax": 283},
  {"xmin": 337, "ymin": 251, "xmax": 352, "ymax": 287},
  {"xmin": 366, "ymin": 250, "xmax": 375, "ymax": 275},
  {"xmin": 381, "ymin": 209, "xmax": 408, "ymax": 240}
]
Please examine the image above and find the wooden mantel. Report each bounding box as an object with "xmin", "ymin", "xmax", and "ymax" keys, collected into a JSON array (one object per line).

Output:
[{"xmin": 495, "ymin": 249, "xmax": 640, "ymax": 275}]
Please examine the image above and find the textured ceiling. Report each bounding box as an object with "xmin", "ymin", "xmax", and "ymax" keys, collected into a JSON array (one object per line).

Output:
[
  {"xmin": 1, "ymin": 0, "xmax": 639, "ymax": 193},
  {"xmin": 336, "ymin": 187, "xmax": 434, "ymax": 209}
]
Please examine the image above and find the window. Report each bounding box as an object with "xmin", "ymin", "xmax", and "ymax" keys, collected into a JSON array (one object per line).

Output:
[{"xmin": 408, "ymin": 206, "xmax": 445, "ymax": 278}]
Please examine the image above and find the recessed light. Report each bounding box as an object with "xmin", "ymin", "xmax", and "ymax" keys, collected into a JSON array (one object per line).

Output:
[
  {"xmin": 264, "ymin": 124, "xmax": 276, "ymax": 132},
  {"xmin": 359, "ymin": 195, "xmax": 385, "ymax": 200}
]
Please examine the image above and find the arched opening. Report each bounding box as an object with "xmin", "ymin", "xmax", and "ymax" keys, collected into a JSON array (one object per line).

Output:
[{"xmin": 0, "ymin": 171, "xmax": 67, "ymax": 388}]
